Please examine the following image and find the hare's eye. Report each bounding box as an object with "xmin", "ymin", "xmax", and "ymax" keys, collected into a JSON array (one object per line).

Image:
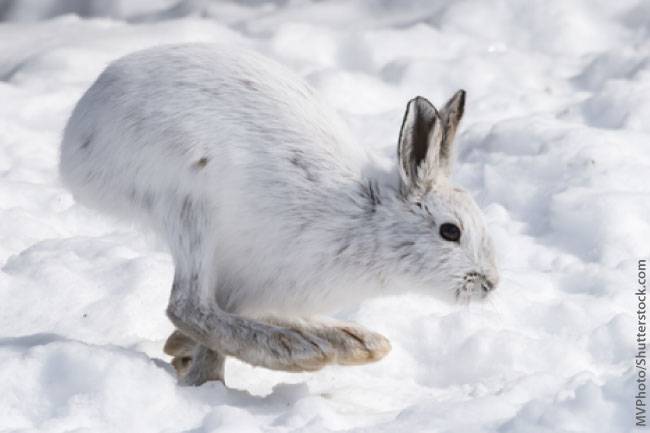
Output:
[
  {"xmin": 415, "ymin": 202, "xmax": 422, "ymax": 209},
  {"xmin": 440, "ymin": 223, "xmax": 461, "ymax": 242}
]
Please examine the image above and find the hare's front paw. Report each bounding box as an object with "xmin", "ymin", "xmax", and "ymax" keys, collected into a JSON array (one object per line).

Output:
[
  {"xmin": 164, "ymin": 329, "xmax": 194, "ymax": 377},
  {"xmin": 164, "ymin": 330, "xmax": 224, "ymax": 385},
  {"xmin": 164, "ymin": 330, "xmax": 195, "ymax": 357}
]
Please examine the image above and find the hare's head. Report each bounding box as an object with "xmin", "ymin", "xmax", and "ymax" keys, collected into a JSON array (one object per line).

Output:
[{"xmin": 386, "ymin": 90, "xmax": 498, "ymax": 302}]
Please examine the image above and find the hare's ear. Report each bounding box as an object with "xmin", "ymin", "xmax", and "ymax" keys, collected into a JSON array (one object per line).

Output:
[
  {"xmin": 397, "ymin": 96, "xmax": 444, "ymax": 194},
  {"xmin": 438, "ymin": 89, "xmax": 466, "ymax": 177}
]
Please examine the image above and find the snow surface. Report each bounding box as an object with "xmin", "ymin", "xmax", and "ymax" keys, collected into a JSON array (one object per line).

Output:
[{"xmin": 0, "ymin": 0, "xmax": 647, "ymax": 432}]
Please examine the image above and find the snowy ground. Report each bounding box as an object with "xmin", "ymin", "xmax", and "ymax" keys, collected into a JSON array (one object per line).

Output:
[{"xmin": 1, "ymin": 0, "xmax": 648, "ymax": 432}]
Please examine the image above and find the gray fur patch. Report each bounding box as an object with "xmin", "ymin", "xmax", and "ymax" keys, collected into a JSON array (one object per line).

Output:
[
  {"xmin": 80, "ymin": 134, "xmax": 93, "ymax": 149},
  {"xmin": 336, "ymin": 243, "xmax": 351, "ymax": 256},
  {"xmin": 240, "ymin": 79, "xmax": 257, "ymax": 91},
  {"xmin": 289, "ymin": 150, "xmax": 318, "ymax": 182},
  {"xmin": 177, "ymin": 195, "xmax": 204, "ymax": 253},
  {"xmin": 180, "ymin": 195, "xmax": 193, "ymax": 221},
  {"xmin": 128, "ymin": 188, "xmax": 156, "ymax": 211},
  {"xmin": 360, "ymin": 181, "xmax": 382, "ymax": 213},
  {"xmin": 141, "ymin": 191, "xmax": 155, "ymax": 210},
  {"xmin": 193, "ymin": 157, "xmax": 209, "ymax": 169}
]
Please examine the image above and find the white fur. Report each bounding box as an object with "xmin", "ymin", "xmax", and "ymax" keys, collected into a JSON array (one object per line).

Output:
[{"xmin": 59, "ymin": 43, "xmax": 498, "ymax": 376}]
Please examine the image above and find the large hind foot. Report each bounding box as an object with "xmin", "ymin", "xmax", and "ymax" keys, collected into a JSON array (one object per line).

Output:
[
  {"xmin": 164, "ymin": 330, "xmax": 225, "ymax": 385},
  {"xmin": 164, "ymin": 318, "xmax": 390, "ymax": 384},
  {"xmin": 167, "ymin": 300, "xmax": 338, "ymax": 374},
  {"xmin": 168, "ymin": 273, "xmax": 348, "ymax": 375},
  {"xmin": 263, "ymin": 317, "xmax": 392, "ymax": 366}
]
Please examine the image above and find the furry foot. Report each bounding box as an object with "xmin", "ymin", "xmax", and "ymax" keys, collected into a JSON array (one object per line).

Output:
[
  {"xmin": 166, "ymin": 305, "xmax": 338, "ymax": 374},
  {"xmin": 164, "ymin": 330, "xmax": 195, "ymax": 359},
  {"xmin": 164, "ymin": 331, "xmax": 224, "ymax": 385},
  {"xmin": 264, "ymin": 318, "xmax": 392, "ymax": 366},
  {"xmin": 314, "ymin": 324, "xmax": 391, "ymax": 365},
  {"xmin": 257, "ymin": 326, "xmax": 336, "ymax": 372},
  {"xmin": 164, "ymin": 318, "xmax": 389, "ymax": 380},
  {"xmin": 164, "ymin": 325, "xmax": 336, "ymax": 380}
]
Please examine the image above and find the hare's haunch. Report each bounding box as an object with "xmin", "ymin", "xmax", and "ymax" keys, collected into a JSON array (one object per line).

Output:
[{"xmin": 60, "ymin": 43, "xmax": 498, "ymax": 385}]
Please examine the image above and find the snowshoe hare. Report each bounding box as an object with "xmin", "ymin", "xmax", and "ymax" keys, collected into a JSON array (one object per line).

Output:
[{"xmin": 60, "ymin": 43, "xmax": 499, "ymax": 385}]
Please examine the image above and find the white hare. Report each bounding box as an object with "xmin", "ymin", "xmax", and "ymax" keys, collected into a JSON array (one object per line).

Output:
[{"xmin": 59, "ymin": 43, "xmax": 498, "ymax": 385}]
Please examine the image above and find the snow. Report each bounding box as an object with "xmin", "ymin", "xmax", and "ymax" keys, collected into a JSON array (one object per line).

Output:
[{"xmin": 0, "ymin": 0, "xmax": 646, "ymax": 432}]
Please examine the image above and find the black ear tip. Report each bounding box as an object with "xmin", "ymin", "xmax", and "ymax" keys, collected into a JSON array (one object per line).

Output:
[
  {"xmin": 450, "ymin": 90, "xmax": 466, "ymax": 114},
  {"xmin": 410, "ymin": 95, "xmax": 434, "ymax": 108}
]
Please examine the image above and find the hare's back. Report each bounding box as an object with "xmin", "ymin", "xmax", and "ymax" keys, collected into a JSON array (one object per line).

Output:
[{"xmin": 60, "ymin": 44, "xmax": 364, "ymax": 219}]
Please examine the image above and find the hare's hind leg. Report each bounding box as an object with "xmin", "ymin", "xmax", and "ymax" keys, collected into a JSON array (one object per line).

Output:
[
  {"xmin": 164, "ymin": 196, "xmax": 336, "ymax": 375},
  {"xmin": 162, "ymin": 317, "xmax": 391, "ymax": 384},
  {"xmin": 167, "ymin": 274, "xmax": 339, "ymax": 373},
  {"xmin": 263, "ymin": 318, "xmax": 392, "ymax": 366},
  {"xmin": 164, "ymin": 330, "xmax": 225, "ymax": 385}
]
